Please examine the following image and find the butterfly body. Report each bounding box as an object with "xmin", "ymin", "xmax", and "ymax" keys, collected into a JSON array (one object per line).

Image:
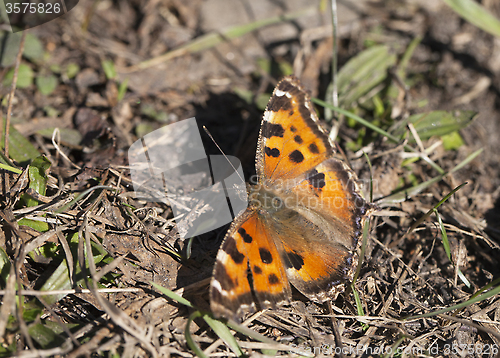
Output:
[{"xmin": 210, "ymin": 76, "xmax": 372, "ymax": 321}]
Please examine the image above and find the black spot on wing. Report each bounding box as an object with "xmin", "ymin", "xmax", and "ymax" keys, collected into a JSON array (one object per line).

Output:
[
  {"xmin": 294, "ymin": 135, "xmax": 303, "ymax": 144},
  {"xmin": 259, "ymin": 248, "xmax": 273, "ymax": 264},
  {"xmin": 306, "ymin": 169, "xmax": 326, "ymax": 190},
  {"xmin": 223, "ymin": 237, "xmax": 245, "ymax": 265},
  {"xmin": 309, "ymin": 142, "xmax": 319, "ymax": 154},
  {"xmin": 253, "ymin": 265, "xmax": 262, "ymax": 274},
  {"xmin": 289, "ymin": 150, "xmax": 304, "ymax": 163},
  {"xmin": 265, "ymin": 147, "xmax": 280, "ymax": 158},
  {"xmin": 290, "ymin": 125, "xmax": 297, "ymax": 132},
  {"xmin": 285, "ymin": 251, "xmax": 305, "ymax": 271},
  {"xmin": 262, "ymin": 122, "xmax": 285, "ymax": 138},
  {"xmin": 268, "ymin": 273, "xmax": 280, "ymax": 285},
  {"xmin": 238, "ymin": 227, "xmax": 253, "ymax": 243}
]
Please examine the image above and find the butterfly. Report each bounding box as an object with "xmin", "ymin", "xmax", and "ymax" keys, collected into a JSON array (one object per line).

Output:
[{"xmin": 210, "ymin": 76, "xmax": 373, "ymax": 321}]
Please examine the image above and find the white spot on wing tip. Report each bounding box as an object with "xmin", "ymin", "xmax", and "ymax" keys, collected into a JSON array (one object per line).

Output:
[
  {"xmin": 275, "ymin": 89, "xmax": 292, "ymax": 98},
  {"xmin": 263, "ymin": 110, "xmax": 272, "ymax": 122},
  {"xmin": 217, "ymin": 250, "xmax": 229, "ymax": 262},
  {"xmin": 275, "ymin": 89, "xmax": 286, "ymax": 97},
  {"xmin": 211, "ymin": 280, "xmax": 229, "ymax": 297}
]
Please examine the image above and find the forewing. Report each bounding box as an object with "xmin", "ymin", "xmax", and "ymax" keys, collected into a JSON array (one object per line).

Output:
[{"xmin": 256, "ymin": 76, "xmax": 335, "ymax": 183}]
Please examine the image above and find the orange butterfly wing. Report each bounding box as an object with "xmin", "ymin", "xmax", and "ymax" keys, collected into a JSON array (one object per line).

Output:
[{"xmin": 210, "ymin": 76, "xmax": 372, "ymax": 321}]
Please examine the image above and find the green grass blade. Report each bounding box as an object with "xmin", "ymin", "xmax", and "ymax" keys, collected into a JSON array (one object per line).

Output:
[
  {"xmin": 202, "ymin": 314, "xmax": 244, "ymax": 357},
  {"xmin": 434, "ymin": 208, "xmax": 471, "ymax": 288},
  {"xmin": 353, "ymin": 219, "xmax": 370, "ymax": 284},
  {"xmin": 443, "ymin": 0, "xmax": 500, "ymax": 37},
  {"xmin": 40, "ymin": 233, "xmax": 108, "ymax": 305},
  {"xmin": 23, "ymin": 155, "xmax": 51, "ymax": 207},
  {"xmin": 352, "ymin": 286, "xmax": 366, "ymax": 326},
  {"xmin": 450, "ymin": 148, "xmax": 483, "ymax": 173},
  {"xmin": 117, "ymin": 78, "xmax": 129, "ymax": 101},
  {"xmin": 378, "ymin": 149, "xmax": 476, "ymax": 205},
  {"xmin": 0, "ymin": 125, "xmax": 41, "ymax": 165},
  {"xmin": 226, "ymin": 319, "xmax": 275, "ymax": 344},
  {"xmin": 102, "ymin": 59, "xmax": 117, "ymax": 80},
  {"xmin": 0, "ymin": 247, "xmax": 11, "ymax": 285},
  {"xmin": 185, "ymin": 311, "xmax": 209, "ymax": 358},
  {"xmin": 150, "ymin": 282, "xmax": 194, "ymax": 308},
  {"xmin": 397, "ymin": 36, "xmax": 422, "ymax": 79},
  {"xmin": 0, "ymin": 162, "xmax": 22, "ymax": 173},
  {"xmin": 352, "ymin": 219, "xmax": 369, "ymax": 330},
  {"xmin": 404, "ymin": 284, "xmax": 500, "ymax": 320},
  {"xmin": 314, "ymin": 98, "xmax": 446, "ymax": 174},
  {"xmin": 392, "ymin": 182, "xmax": 467, "ymax": 241},
  {"xmin": 151, "ymin": 284, "xmax": 244, "ymax": 356},
  {"xmin": 378, "ymin": 175, "xmax": 443, "ymax": 204},
  {"xmin": 151, "ymin": 283, "xmax": 246, "ymax": 357},
  {"xmin": 336, "ymin": 45, "xmax": 397, "ymax": 108},
  {"xmin": 313, "ymin": 98, "xmax": 400, "ymax": 142},
  {"xmin": 434, "ymin": 182, "xmax": 468, "ymax": 210},
  {"xmin": 434, "ymin": 209, "xmax": 452, "ymax": 261},
  {"xmin": 383, "ymin": 336, "xmax": 406, "ymax": 358},
  {"xmin": 392, "ymin": 110, "xmax": 477, "ymax": 141},
  {"xmin": 226, "ymin": 320, "xmax": 281, "ymax": 356},
  {"xmin": 471, "ymin": 277, "xmax": 500, "ymax": 299}
]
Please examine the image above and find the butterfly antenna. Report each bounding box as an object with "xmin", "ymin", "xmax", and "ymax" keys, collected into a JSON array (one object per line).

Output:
[{"xmin": 203, "ymin": 126, "xmax": 245, "ymax": 183}]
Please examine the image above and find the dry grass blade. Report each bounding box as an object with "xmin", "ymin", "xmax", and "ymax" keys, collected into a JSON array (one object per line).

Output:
[
  {"xmin": 152, "ymin": 282, "xmax": 282, "ymax": 356},
  {"xmin": 3, "ymin": 31, "xmax": 26, "ymax": 160},
  {"xmin": 82, "ymin": 217, "xmax": 159, "ymax": 358},
  {"xmin": 0, "ymin": 258, "xmax": 16, "ymax": 342},
  {"xmin": 122, "ymin": 6, "xmax": 317, "ymax": 72}
]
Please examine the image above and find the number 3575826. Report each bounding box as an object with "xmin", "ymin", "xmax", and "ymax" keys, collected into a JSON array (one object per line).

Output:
[{"xmin": 5, "ymin": 2, "xmax": 61, "ymax": 14}]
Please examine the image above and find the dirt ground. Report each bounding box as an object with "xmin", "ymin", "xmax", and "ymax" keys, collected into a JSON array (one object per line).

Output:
[{"xmin": 1, "ymin": 0, "xmax": 500, "ymax": 357}]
